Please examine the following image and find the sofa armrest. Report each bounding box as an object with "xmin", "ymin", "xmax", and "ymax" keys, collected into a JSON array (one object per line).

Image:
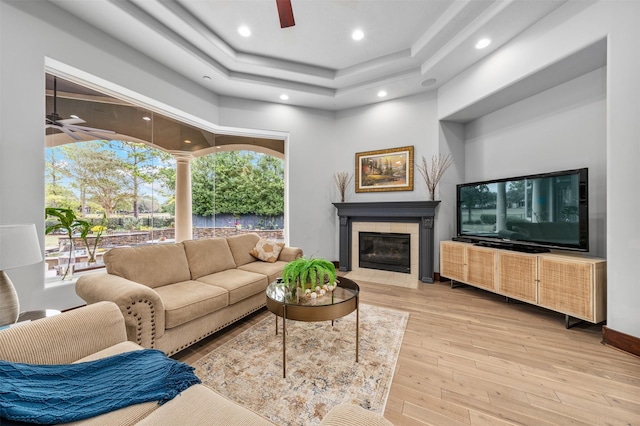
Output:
[
  {"xmin": 0, "ymin": 301, "xmax": 127, "ymax": 364},
  {"xmin": 278, "ymin": 246, "xmax": 303, "ymax": 262},
  {"xmin": 320, "ymin": 404, "xmax": 393, "ymax": 426},
  {"xmin": 76, "ymin": 271, "xmax": 166, "ymax": 348}
]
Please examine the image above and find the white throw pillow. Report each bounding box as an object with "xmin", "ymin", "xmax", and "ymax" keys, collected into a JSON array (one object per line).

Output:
[{"xmin": 250, "ymin": 239, "xmax": 285, "ymax": 263}]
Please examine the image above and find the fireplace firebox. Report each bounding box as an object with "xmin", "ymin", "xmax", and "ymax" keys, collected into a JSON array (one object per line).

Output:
[{"xmin": 359, "ymin": 232, "xmax": 411, "ymax": 274}]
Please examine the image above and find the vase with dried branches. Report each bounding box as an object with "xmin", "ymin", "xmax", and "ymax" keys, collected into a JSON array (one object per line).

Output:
[
  {"xmin": 415, "ymin": 154, "xmax": 454, "ymax": 201},
  {"xmin": 333, "ymin": 171, "xmax": 353, "ymax": 203}
]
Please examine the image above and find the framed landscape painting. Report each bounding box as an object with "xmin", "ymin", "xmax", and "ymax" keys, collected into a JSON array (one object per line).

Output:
[{"xmin": 355, "ymin": 145, "xmax": 414, "ymax": 192}]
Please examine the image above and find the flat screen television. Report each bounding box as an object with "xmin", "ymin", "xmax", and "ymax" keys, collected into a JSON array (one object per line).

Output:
[{"xmin": 455, "ymin": 168, "xmax": 589, "ymax": 253}]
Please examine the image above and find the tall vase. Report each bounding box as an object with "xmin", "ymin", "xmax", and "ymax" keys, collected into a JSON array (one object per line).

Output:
[
  {"xmin": 61, "ymin": 240, "xmax": 75, "ymax": 280},
  {"xmin": 87, "ymin": 244, "xmax": 97, "ymax": 264},
  {"xmin": 0, "ymin": 271, "xmax": 19, "ymax": 326}
]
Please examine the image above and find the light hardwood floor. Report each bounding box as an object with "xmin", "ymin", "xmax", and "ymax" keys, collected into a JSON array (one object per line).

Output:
[{"xmin": 174, "ymin": 279, "xmax": 640, "ymax": 426}]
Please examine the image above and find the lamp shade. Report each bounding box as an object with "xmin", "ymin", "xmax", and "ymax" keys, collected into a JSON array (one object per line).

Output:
[{"xmin": 0, "ymin": 224, "xmax": 43, "ymax": 270}]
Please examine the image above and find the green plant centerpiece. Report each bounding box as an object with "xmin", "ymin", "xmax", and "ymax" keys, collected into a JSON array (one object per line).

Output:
[{"xmin": 281, "ymin": 257, "xmax": 338, "ymax": 302}]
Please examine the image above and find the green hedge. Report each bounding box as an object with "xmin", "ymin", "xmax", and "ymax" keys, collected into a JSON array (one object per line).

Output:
[{"xmin": 480, "ymin": 214, "xmax": 496, "ymax": 224}]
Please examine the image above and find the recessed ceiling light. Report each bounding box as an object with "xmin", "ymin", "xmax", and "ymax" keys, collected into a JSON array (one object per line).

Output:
[
  {"xmin": 280, "ymin": 94, "xmax": 289, "ymax": 101},
  {"xmin": 475, "ymin": 38, "xmax": 491, "ymax": 49},
  {"xmin": 184, "ymin": 140, "xmax": 192, "ymax": 144},
  {"xmin": 352, "ymin": 29, "xmax": 364, "ymax": 41},
  {"xmin": 377, "ymin": 90, "xmax": 387, "ymax": 98},
  {"xmin": 238, "ymin": 26, "xmax": 251, "ymax": 37},
  {"xmin": 70, "ymin": 114, "xmax": 79, "ymax": 119},
  {"xmin": 142, "ymin": 116, "xmax": 151, "ymax": 121},
  {"xmin": 202, "ymin": 75, "xmax": 211, "ymax": 80}
]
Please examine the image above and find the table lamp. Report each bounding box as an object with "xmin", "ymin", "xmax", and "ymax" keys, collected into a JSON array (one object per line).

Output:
[{"xmin": 0, "ymin": 224, "xmax": 43, "ymax": 326}]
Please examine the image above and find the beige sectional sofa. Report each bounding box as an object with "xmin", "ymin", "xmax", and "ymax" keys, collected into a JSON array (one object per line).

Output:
[
  {"xmin": 76, "ymin": 233, "xmax": 302, "ymax": 356},
  {"xmin": 0, "ymin": 301, "xmax": 393, "ymax": 425}
]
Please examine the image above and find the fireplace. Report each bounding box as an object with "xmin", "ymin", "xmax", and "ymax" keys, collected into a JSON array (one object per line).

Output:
[
  {"xmin": 359, "ymin": 232, "xmax": 411, "ymax": 273},
  {"xmin": 333, "ymin": 201, "xmax": 440, "ymax": 283}
]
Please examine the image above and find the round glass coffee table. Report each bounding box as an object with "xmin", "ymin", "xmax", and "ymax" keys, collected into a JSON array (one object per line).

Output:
[{"xmin": 265, "ymin": 276, "xmax": 359, "ymax": 378}]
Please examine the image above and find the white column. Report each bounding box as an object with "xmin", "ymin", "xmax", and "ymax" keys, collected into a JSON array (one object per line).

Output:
[
  {"xmin": 171, "ymin": 152, "xmax": 193, "ymax": 242},
  {"xmin": 532, "ymin": 179, "xmax": 547, "ymax": 223},
  {"xmin": 547, "ymin": 179, "xmax": 555, "ymax": 222},
  {"xmin": 496, "ymin": 182, "xmax": 507, "ymax": 232}
]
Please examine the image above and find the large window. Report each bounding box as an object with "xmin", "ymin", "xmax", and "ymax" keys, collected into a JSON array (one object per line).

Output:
[{"xmin": 44, "ymin": 74, "xmax": 284, "ymax": 280}]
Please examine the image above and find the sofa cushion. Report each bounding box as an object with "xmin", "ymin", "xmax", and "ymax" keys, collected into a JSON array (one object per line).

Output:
[
  {"xmin": 238, "ymin": 260, "xmax": 288, "ymax": 283},
  {"xmin": 319, "ymin": 403, "xmax": 394, "ymax": 426},
  {"xmin": 227, "ymin": 233, "xmax": 261, "ymax": 267},
  {"xmin": 250, "ymin": 238, "xmax": 285, "ymax": 263},
  {"xmin": 197, "ymin": 269, "xmax": 268, "ymax": 305},
  {"xmin": 154, "ymin": 281, "xmax": 229, "ymax": 329},
  {"xmin": 104, "ymin": 243, "xmax": 191, "ymax": 288},
  {"xmin": 75, "ymin": 342, "xmax": 145, "ymax": 362},
  {"xmin": 183, "ymin": 238, "xmax": 237, "ymax": 280},
  {"xmin": 67, "ymin": 343, "xmax": 161, "ymax": 426},
  {"xmin": 136, "ymin": 384, "xmax": 275, "ymax": 426}
]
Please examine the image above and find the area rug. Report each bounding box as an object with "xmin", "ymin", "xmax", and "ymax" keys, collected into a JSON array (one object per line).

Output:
[{"xmin": 193, "ymin": 304, "xmax": 409, "ymax": 425}]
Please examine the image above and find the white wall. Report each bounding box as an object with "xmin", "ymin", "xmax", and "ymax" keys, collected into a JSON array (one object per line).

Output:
[
  {"xmin": 334, "ymin": 92, "xmax": 440, "ymax": 202},
  {"xmin": 437, "ymin": 121, "xmax": 465, "ymax": 242},
  {"xmin": 334, "ymin": 92, "xmax": 442, "ymax": 264},
  {"xmin": 605, "ymin": 2, "xmax": 640, "ymax": 339},
  {"xmin": 463, "ymin": 67, "xmax": 607, "ymax": 257},
  {"xmin": 438, "ymin": 0, "xmax": 640, "ymax": 338}
]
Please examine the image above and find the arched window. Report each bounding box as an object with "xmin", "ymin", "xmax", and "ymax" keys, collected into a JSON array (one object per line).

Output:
[{"xmin": 44, "ymin": 74, "xmax": 284, "ymax": 281}]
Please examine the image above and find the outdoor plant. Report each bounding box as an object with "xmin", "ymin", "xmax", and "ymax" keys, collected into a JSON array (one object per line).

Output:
[
  {"xmin": 281, "ymin": 257, "xmax": 337, "ymax": 292},
  {"xmin": 45, "ymin": 207, "xmax": 81, "ymax": 280},
  {"xmin": 75, "ymin": 212, "xmax": 108, "ymax": 264},
  {"xmin": 46, "ymin": 208, "xmax": 109, "ymax": 278}
]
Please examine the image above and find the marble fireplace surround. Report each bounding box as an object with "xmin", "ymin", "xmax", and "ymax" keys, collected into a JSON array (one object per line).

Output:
[
  {"xmin": 333, "ymin": 201, "xmax": 440, "ymax": 283},
  {"xmin": 351, "ymin": 222, "xmax": 419, "ymax": 285}
]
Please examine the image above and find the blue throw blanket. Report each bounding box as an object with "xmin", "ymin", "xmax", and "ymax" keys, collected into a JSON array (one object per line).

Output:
[{"xmin": 0, "ymin": 349, "xmax": 201, "ymax": 424}]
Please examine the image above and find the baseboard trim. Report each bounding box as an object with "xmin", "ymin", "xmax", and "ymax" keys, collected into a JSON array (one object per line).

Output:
[{"xmin": 602, "ymin": 326, "xmax": 640, "ymax": 358}]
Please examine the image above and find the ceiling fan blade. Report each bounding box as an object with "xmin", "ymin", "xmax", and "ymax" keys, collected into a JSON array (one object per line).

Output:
[
  {"xmin": 58, "ymin": 125, "xmax": 84, "ymax": 141},
  {"xmin": 67, "ymin": 124, "xmax": 116, "ymax": 135},
  {"xmin": 57, "ymin": 117, "xmax": 86, "ymax": 125},
  {"xmin": 276, "ymin": 0, "xmax": 295, "ymax": 28},
  {"xmin": 76, "ymin": 130, "xmax": 115, "ymax": 140},
  {"xmin": 47, "ymin": 76, "xmax": 117, "ymax": 138}
]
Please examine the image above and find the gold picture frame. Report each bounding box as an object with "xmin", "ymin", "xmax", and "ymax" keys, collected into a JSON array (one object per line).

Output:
[{"xmin": 355, "ymin": 146, "xmax": 414, "ymax": 192}]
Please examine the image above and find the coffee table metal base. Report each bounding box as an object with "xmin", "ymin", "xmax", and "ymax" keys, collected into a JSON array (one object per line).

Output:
[{"xmin": 272, "ymin": 300, "xmax": 359, "ymax": 378}]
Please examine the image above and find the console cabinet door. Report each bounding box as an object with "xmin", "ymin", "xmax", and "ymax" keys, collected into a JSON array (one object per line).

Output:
[
  {"xmin": 465, "ymin": 246, "xmax": 497, "ymax": 291},
  {"xmin": 440, "ymin": 241, "xmax": 466, "ymax": 282},
  {"xmin": 538, "ymin": 256, "xmax": 604, "ymax": 322},
  {"xmin": 497, "ymin": 251, "xmax": 538, "ymax": 303}
]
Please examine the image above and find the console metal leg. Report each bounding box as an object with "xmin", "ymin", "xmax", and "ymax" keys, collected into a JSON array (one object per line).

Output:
[
  {"xmin": 450, "ymin": 280, "xmax": 467, "ymax": 289},
  {"xmin": 565, "ymin": 315, "xmax": 586, "ymax": 329}
]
